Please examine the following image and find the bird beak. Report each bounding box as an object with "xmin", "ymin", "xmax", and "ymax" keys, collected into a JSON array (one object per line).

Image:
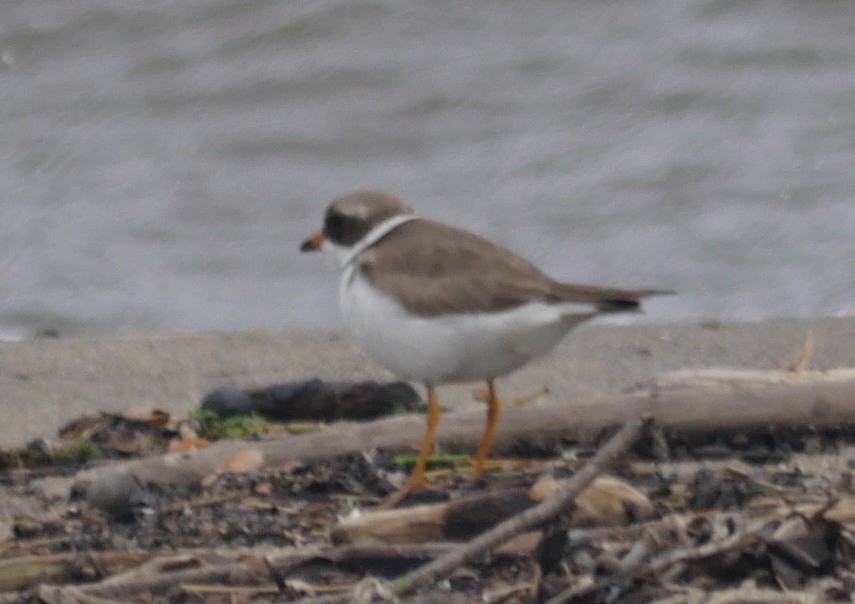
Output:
[{"xmin": 300, "ymin": 231, "xmax": 324, "ymax": 252}]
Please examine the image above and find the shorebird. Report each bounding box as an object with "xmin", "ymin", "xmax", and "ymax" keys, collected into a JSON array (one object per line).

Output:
[{"xmin": 301, "ymin": 191, "xmax": 669, "ymax": 503}]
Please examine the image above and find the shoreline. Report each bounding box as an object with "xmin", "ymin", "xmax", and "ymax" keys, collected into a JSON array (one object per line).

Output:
[{"xmin": 0, "ymin": 318, "xmax": 853, "ymax": 447}]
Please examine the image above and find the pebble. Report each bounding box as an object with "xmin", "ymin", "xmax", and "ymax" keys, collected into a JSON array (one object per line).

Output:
[{"xmin": 85, "ymin": 470, "xmax": 149, "ymax": 522}]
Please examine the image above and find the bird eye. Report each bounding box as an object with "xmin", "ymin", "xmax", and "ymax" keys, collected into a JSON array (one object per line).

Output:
[
  {"xmin": 324, "ymin": 212, "xmax": 345, "ymax": 238},
  {"xmin": 324, "ymin": 211, "xmax": 369, "ymax": 246}
]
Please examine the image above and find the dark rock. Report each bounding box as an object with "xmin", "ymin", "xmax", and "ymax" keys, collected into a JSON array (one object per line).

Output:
[
  {"xmin": 200, "ymin": 386, "xmax": 253, "ymax": 416},
  {"xmin": 690, "ymin": 466, "xmax": 750, "ymax": 510},
  {"xmin": 201, "ymin": 380, "xmax": 423, "ymax": 422},
  {"xmin": 85, "ymin": 471, "xmax": 147, "ymax": 523}
]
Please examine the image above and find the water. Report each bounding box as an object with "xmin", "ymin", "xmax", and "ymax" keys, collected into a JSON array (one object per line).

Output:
[{"xmin": 1, "ymin": 0, "xmax": 853, "ymax": 338}]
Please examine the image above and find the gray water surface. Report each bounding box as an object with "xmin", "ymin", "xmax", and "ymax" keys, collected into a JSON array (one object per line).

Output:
[{"xmin": 2, "ymin": 0, "xmax": 854, "ymax": 338}]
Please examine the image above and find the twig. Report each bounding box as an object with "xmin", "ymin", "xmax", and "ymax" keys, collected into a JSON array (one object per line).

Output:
[
  {"xmin": 180, "ymin": 583, "xmax": 279, "ymax": 596},
  {"xmin": 546, "ymin": 511, "xmax": 765, "ymax": 604},
  {"xmin": 643, "ymin": 515, "xmax": 764, "ymax": 575},
  {"xmin": 159, "ymin": 491, "xmax": 248, "ymax": 514},
  {"xmin": 395, "ymin": 417, "xmax": 646, "ymax": 596},
  {"xmin": 79, "ymin": 562, "xmax": 266, "ymax": 600},
  {"xmin": 67, "ymin": 541, "xmax": 461, "ymax": 600},
  {"xmin": 785, "ymin": 308, "xmax": 853, "ymax": 376}
]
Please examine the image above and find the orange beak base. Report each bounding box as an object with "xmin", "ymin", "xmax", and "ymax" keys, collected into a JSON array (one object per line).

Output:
[{"xmin": 300, "ymin": 231, "xmax": 324, "ymax": 252}]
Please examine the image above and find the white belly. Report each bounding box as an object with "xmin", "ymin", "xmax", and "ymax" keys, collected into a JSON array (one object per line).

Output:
[{"xmin": 339, "ymin": 267, "xmax": 596, "ymax": 384}]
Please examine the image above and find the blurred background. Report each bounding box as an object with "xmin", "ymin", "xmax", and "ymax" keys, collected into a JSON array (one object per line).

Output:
[{"xmin": 1, "ymin": 0, "xmax": 853, "ymax": 339}]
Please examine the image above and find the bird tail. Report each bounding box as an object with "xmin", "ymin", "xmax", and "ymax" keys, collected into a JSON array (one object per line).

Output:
[{"xmin": 595, "ymin": 288, "xmax": 674, "ymax": 313}]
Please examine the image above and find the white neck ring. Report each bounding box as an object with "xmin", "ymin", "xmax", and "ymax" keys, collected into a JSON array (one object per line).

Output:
[{"xmin": 340, "ymin": 214, "xmax": 419, "ymax": 269}]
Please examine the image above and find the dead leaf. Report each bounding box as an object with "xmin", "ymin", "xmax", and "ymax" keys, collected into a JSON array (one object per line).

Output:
[{"xmin": 222, "ymin": 447, "xmax": 265, "ymax": 474}]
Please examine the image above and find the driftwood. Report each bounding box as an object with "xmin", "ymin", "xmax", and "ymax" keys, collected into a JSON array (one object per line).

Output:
[
  {"xmin": 331, "ymin": 475, "xmax": 652, "ymax": 545},
  {"xmin": 332, "ymin": 490, "xmax": 532, "ymax": 546},
  {"xmin": 76, "ymin": 369, "xmax": 855, "ymax": 493}
]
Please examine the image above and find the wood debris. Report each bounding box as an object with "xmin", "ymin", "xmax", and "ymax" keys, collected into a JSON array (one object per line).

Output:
[{"xmin": 1, "ymin": 369, "xmax": 854, "ymax": 602}]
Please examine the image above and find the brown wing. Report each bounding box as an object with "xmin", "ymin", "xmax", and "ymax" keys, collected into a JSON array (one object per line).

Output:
[{"xmin": 356, "ymin": 219, "xmax": 663, "ymax": 317}]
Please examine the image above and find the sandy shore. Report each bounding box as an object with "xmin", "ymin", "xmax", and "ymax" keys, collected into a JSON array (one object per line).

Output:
[{"xmin": 0, "ymin": 318, "xmax": 853, "ymax": 447}]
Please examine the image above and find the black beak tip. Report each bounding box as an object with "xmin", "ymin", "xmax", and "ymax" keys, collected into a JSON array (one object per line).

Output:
[{"xmin": 300, "ymin": 239, "xmax": 317, "ymax": 252}]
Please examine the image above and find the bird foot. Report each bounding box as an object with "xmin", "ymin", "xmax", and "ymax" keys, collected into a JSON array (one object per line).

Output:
[{"xmin": 379, "ymin": 475, "xmax": 428, "ymax": 509}]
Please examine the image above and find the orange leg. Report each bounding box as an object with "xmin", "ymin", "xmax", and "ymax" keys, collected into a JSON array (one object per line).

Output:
[
  {"xmin": 381, "ymin": 384, "xmax": 440, "ymax": 508},
  {"xmin": 409, "ymin": 383, "xmax": 441, "ymax": 489},
  {"xmin": 470, "ymin": 379, "xmax": 501, "ymax": 481}
]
